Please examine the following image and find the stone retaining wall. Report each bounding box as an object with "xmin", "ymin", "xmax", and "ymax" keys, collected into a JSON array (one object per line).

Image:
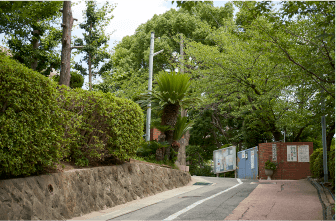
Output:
[{"xmin": 0, "ymin": 162, "xmax": 191, "ymax": 220}]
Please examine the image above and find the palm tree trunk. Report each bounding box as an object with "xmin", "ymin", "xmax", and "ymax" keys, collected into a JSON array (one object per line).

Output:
[{"xmin": 161, "ymin": 103, "xmax": 180, "ymax": 160}]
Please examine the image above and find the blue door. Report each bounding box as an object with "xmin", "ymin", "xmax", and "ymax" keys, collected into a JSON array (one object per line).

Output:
[{"xmin": 237, "ymin": 146, "xmax": 258, "ymax": 179}]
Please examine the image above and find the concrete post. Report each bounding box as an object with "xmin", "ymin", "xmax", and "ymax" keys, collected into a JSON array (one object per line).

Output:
[
  {"xmin": 146, "ymin": 32, "xmax": 154, "ymax": 142},
  {"xmin": 321, "ymin": 90, "xmax": 328, "ymax": 183}
]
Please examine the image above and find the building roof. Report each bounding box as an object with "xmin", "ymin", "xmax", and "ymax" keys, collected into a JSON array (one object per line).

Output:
[{"xmin": 0, "ymin": 46, "xmax": 12, "ymax": 57}]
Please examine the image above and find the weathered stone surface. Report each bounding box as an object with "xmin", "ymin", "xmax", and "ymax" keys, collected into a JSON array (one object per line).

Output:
[{"xmin": 0, "ymin": 162, "xmax": 191, "ymax": 220}]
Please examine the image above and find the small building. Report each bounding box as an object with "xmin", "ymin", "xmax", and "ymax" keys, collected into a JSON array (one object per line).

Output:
[{"xmin": 258, "ymin": 142, "xmax": 313, "ymax": 180}]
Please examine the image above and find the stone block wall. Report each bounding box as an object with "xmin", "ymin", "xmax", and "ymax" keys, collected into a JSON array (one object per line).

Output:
[
  {"xmin": 259, "ymin": 142, "xmax": 313, "ymax": 180},
  {"xmin": 0, "ymin": 162, "xmax": 191, "ymax": 220}
]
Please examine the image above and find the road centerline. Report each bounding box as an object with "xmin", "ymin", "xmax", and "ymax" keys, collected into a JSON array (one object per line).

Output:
[{"xmin": 162, "ymin": 178, "xmax": 243, "ymax": 221}]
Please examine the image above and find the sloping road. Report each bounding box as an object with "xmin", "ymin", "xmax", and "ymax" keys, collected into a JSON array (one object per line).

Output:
[
  {"xmin": 71, "ymin": 176, "xmax": 259, "ymax": 220},
  {"xmin": 107, "ymin": 177, "xmax": 256, "ymax": 220},
  {"xmin": 71, "ymin": 176, "xmax": 326, "ymax": 220}
]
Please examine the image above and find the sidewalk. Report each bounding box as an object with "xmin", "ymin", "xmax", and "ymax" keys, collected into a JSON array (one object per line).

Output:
[{"xmin": 225, "ymin": 178, "xmax": 334, "ymax": 220}]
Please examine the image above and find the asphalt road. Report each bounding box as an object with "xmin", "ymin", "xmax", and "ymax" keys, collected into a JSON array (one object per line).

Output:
[{"xmin": 103, "ymin": 177, "xmax": 258, "ymax": 220}]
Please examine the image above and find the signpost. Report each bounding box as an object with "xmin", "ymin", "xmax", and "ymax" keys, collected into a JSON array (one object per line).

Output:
[{"xmin": 213, "ymin": 146, "xmax": 236, "ymax": 177}]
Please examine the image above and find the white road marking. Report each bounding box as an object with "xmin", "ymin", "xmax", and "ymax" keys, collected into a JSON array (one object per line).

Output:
[{"xmin": 162, "ymin": 178, "xmax": 243, "ymax": 221}]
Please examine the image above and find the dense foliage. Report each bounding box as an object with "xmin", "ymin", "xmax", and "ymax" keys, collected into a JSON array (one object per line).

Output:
[
  {"xmin": 310, "ymin": 139, "xmax": 335, "ymax": 187},
  {"xmin": 53, "ymin": 71, "xmax": 84, "ymax": 89},
  {"xmin": 0, "ymin": 54, "xmax": 69, "ymax": 177},
  {"xmin": 95, "ymin": 2, "xmax": 234, "ymax": 99},
  {"xmin": 57, "ymin": 87, "xmax": 144, "ymax": 166},
  {"xmin": 0, "ymin": 53, "xmax": 145, "ymax": 176},
  {"xmin": 0, "ymin": 1, "xmax": 63, "ymax": 75}
]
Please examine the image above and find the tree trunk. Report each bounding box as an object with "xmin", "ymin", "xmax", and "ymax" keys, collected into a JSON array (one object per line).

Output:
[
  {"xmin": 161, "ymin": 103, "xmax": 180, "ymax": 160},
  {"xmin": 273, "ymin": 131, "xmax": 281, "ymax": 141},
  {"xmin": 59, "ymin": 1, "xmax": 74, "ymax": 87},
  {"xmin": 175, "ymin": 107, "xmax": 189, "ymax": 165},
  {"xmin": 31, "ymin": 19, "xmax": 40, "ymax": 70},
  {"xmin": 294, "ymin": 126, "xmax": 306, "ymax": 142},
  {"xmin": 89, "ymin": 53, "xmax": 92, "ymax": 91}
]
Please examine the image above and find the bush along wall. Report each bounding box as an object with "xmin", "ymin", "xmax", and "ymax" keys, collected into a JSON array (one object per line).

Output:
[
  {"xmin": 57, "ymin": 87, "xmax": 144, "ymax": 166},
  {"xmin": 0, "ymin": 54, "xmax": 71, "ymax": 177},
  {"xmin": 310, "ymin": 147, "xmax": 335, "ymax": 186}
]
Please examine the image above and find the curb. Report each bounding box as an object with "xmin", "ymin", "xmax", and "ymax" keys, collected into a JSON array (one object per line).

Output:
[{"xmin": 307, "ymin": 177, "xmax": 335, "ymax": 220}]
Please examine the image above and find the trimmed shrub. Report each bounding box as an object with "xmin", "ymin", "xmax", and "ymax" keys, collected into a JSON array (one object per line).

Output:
[
  {"xmin": 0, "ymin": 54, "xmax": 70, "ymax": 177},
  {"xmin": 313, "ymin": 151, "xmax": 324, "ymax": 178},
  {"xmin": 191, "ymin": 164, "xmax": 214, "ymax": 177},
  {"xmin": 310, "ymin": 147, "xmax": 335, "ymax": 183},
  {"xmin": 328, "ymin": 148, "xmax": 335, "ymax": 185},
  {"xmin": 57, "ymin": 88, "xmax": 144, "ymax": 166},
  {"xmin": 53, "ymin": 71, "xmax": 84, "ymax": 89},
  {"xmin": 310, "ymin": 148, "xmax": 322, "ymax": 177},
  {"xmin": 136, "ymin": 141, "xmax": 169, "ymax": 158}
]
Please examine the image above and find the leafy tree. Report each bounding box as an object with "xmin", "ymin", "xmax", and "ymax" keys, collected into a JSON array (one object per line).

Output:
[
  {"xmin": 73, "ymin": 0, "xmax": 115, "ymax": 91},
  {"xmin": 53, "ymin": 71, "xmax": 84, "ymax": 89},
  {"xmin": 233, "ymin": 1, "xmax": 335, "ymax": 150},
  {"xmin": 0, "ymin": 1, "xmax": 63, "ymax": 75},
  {"xmin": 184, "ymin": 22, "xmax": 290, "ymax": 143},
  {"xmin": 172, "ymin": 1, "xmax": 213, "ymax": 12},
  {"xmin": 95, "ymin": 3, "xmax": 234, "ymax": 99}
]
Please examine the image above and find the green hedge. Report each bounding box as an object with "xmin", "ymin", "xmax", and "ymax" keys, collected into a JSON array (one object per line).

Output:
[
  {"xmin": 0, "ymin": 53, "xmax": 144, "ymax": 176},
  {"xmin": 310, "ymin": 148, "xmax": 322, "ymax": 176},
  {"xmin": 57, "ymin": 87, "xmax": 144, "ymax": 166},
  {"xmin": 52, "ymin": 71, "xmax": 84, "ymax": 89},
  {"xmin": 313, "ymin": 150, "xmax": 324, "ymax": 178},
  {"xmin": 310, "ymin": 147, "xmax": 335, "ymax": 185},
  {"xmin": 328, "ymin": 148, "xmax": 335, "ymax": 185},
  {"xmin": 0, "ymin": 54, "xmax": 70, "ymax": 177}
]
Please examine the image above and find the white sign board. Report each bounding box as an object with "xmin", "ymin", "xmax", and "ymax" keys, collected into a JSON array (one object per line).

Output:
[
  {"xmin": 287, "ymin": 145, "xmax": 297, "ymax": 162},
  {"xmin": 272, "ymin": 144, "xmax": 277, "ymax": 161},
  {"xmin": 242, "ymin": 151, "xmax": 245, "ymax": 159},
  {"xmin": 298, "ymin": 145, "xmax": 310, "ymax": 162},
  {"xmin": 251, "ymin": 149, "xmax": 255, "ymax": 169},
  {"xmin": 213, "ymin": 146, "xmax": 236, "ymax": 174}
]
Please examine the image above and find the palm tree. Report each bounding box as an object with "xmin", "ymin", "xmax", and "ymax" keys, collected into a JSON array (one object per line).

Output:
[{"xmin": 138, "ymin": 71, "xmax": 197, "ymax": 160}]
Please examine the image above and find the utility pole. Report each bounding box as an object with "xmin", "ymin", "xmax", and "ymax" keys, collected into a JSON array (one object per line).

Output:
[
  {"xmin": 321, "ymin": 90, "xmax": 328, "ymax": 183},
  {"xmin": 145, "ymin": 32, "xmax": 163, "ymax": 142},
  {"xmin": 180, "ymin": 33, "xmax": 184, "ymax": 74},
  {"xmin": 179, "ymin": 33, "xmax": 189, "ymax": 168},
  {"xmin": 88, "ymin": 23, "xmax": 92, "ymax": 91}
]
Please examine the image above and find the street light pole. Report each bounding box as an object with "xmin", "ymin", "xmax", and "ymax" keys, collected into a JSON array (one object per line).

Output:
[
  {"xmin": 145, "ymin": 32, "xmax": 163, "ymax": 142},
  {"xmin": 146, "ymin": 32, "xmax": 154, "ymax": 142},
  {"xmin": 321, "ymin": 90, "xmax": 328, "ymax": 183}
]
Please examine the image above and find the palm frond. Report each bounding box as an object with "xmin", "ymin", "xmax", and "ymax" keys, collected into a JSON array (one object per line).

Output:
[
  {"xmin": 136, "ymin": 71, "xmax": 201, "ymax": 109},
  {"xmin": 155, "ymin": 71, "xmax": 191, "ymax": 105},
  {"xmin": 173, "ymin": 115, "xmax": 193, "ymax": 141}
]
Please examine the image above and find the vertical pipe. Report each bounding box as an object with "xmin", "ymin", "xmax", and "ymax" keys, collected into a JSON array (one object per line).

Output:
[
  {"xmin": 321, "ymin": 89, "xmax": 328, "ymax": 183},
  {"xmin": 146, "ymin": 32, "xmax": 154, "ymax": 142},
  {"xmin": 180, "ymin": 33, "xmax": 184, "ymax": 73},
  {"xmin": 322, "ymin": 115, "xmax": 328, "ymax": 182}
]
